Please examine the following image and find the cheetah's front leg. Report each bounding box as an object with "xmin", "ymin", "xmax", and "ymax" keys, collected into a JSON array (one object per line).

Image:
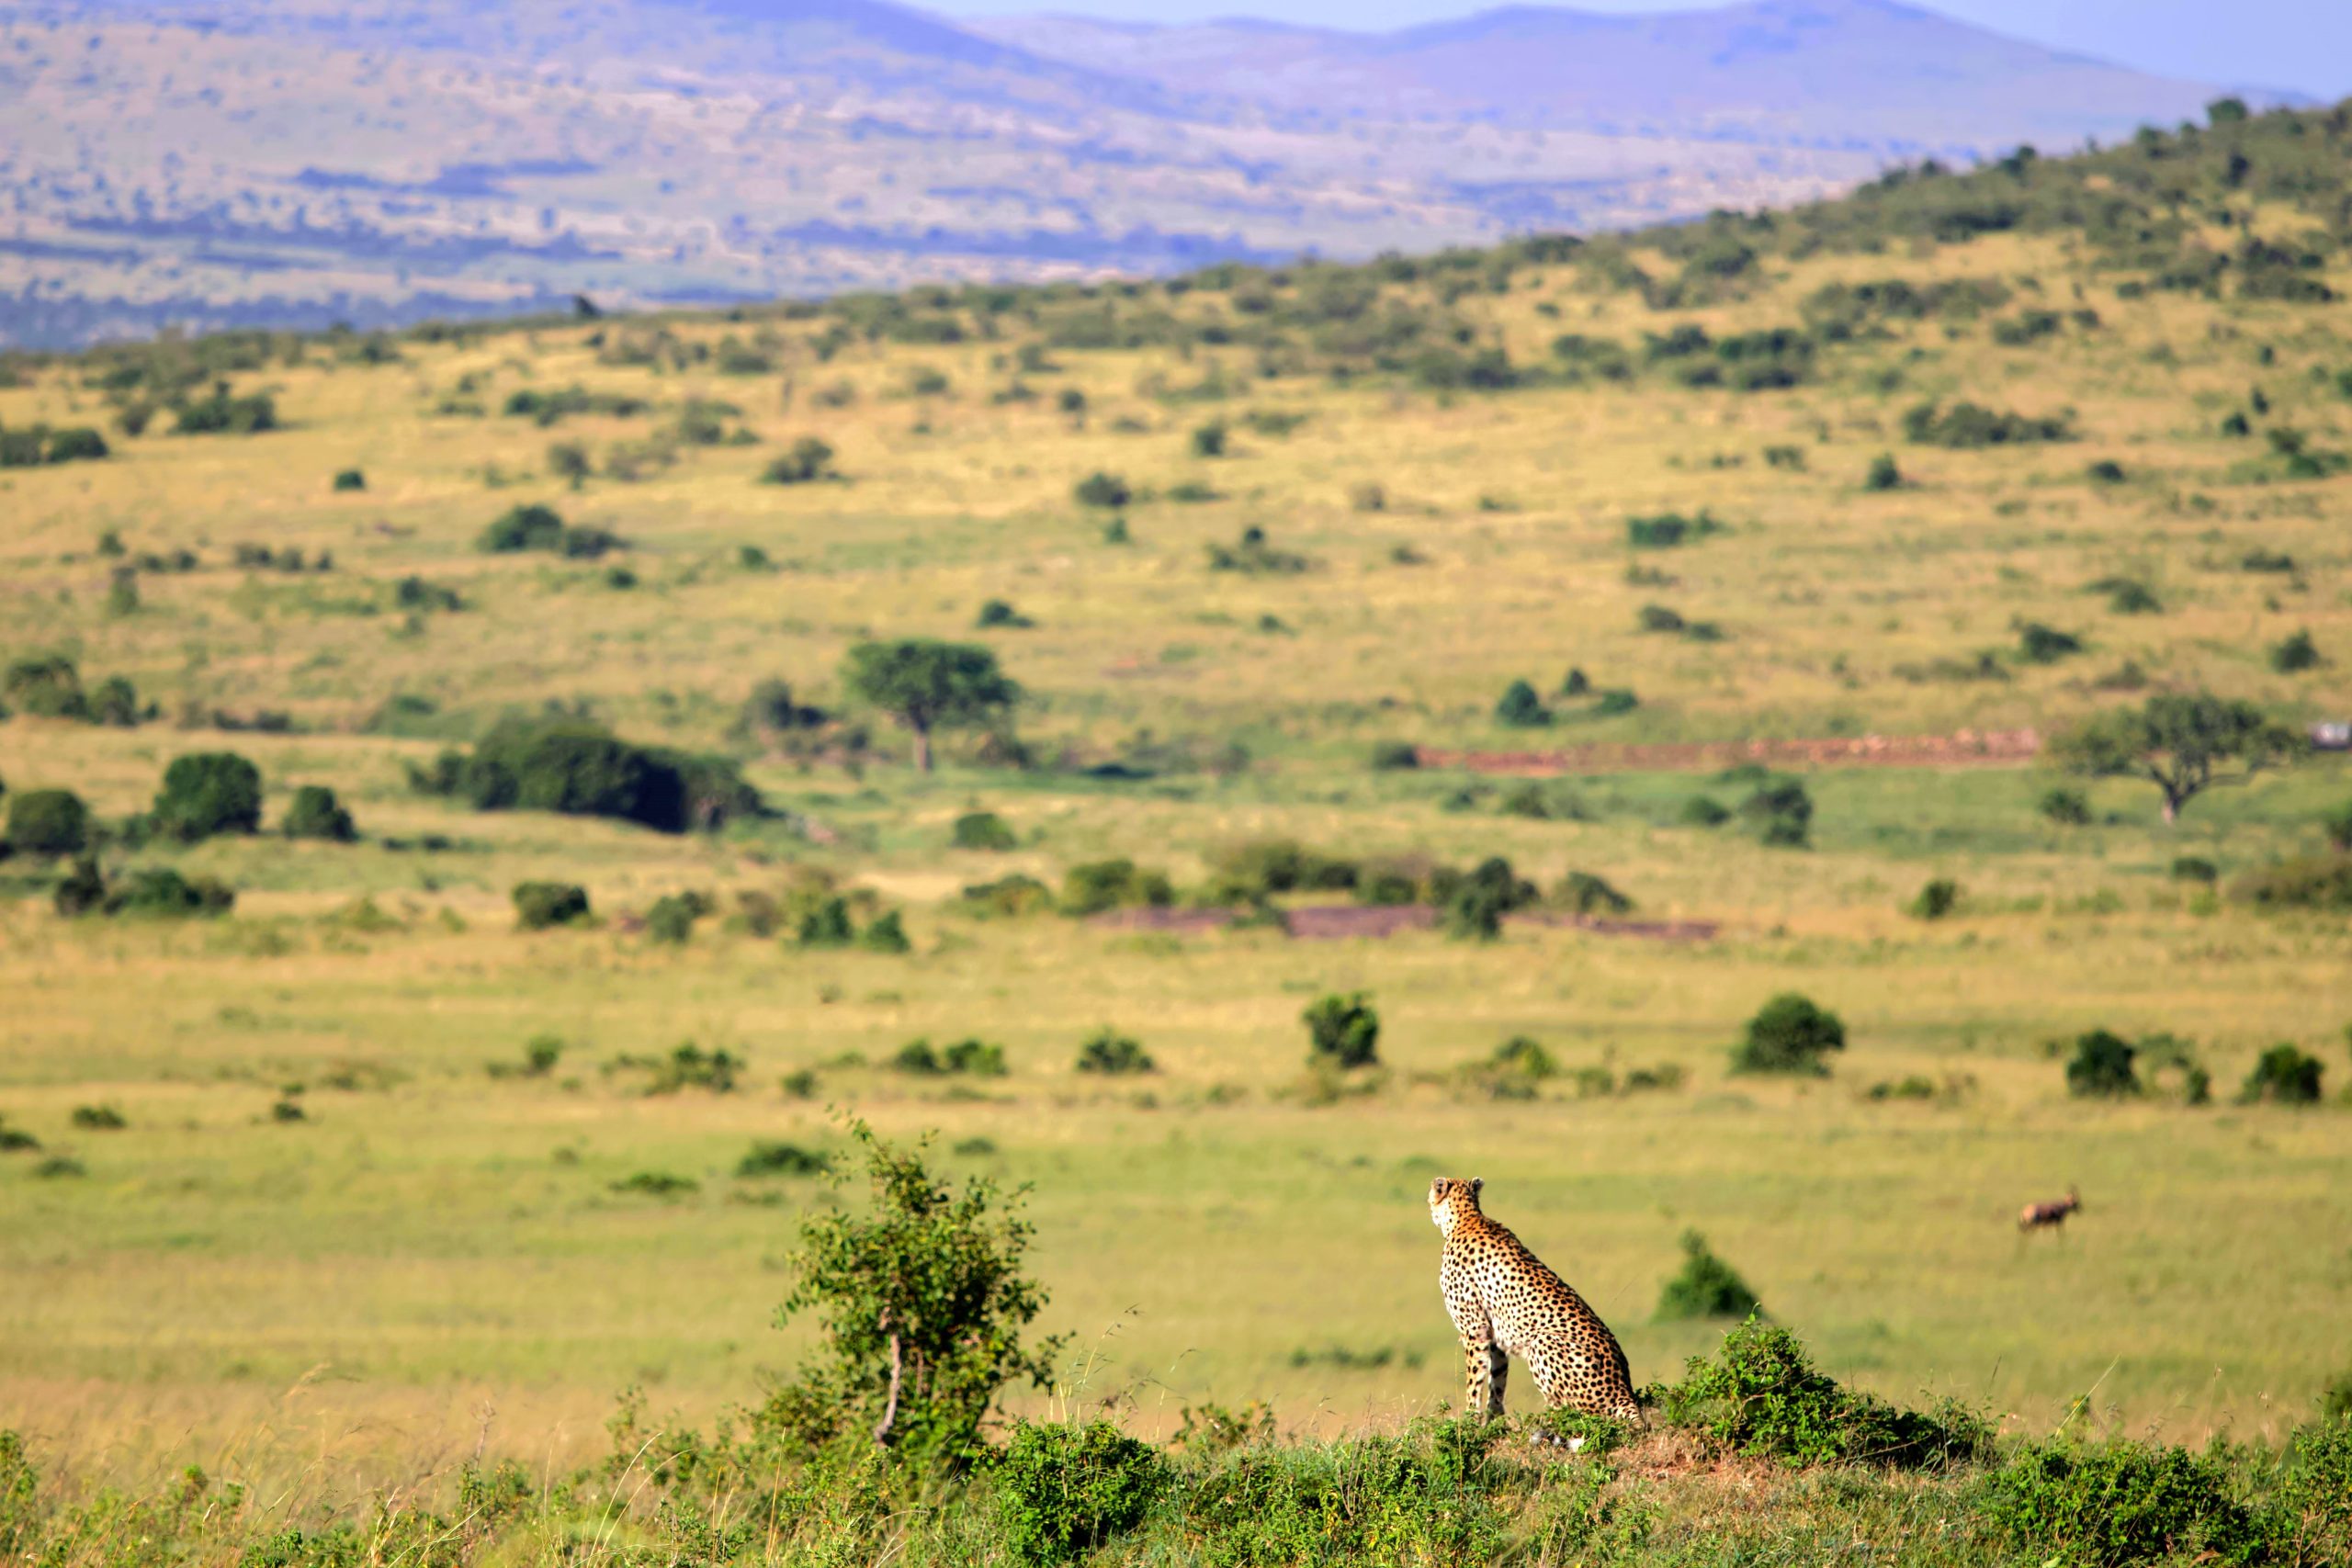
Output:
[{"xmin": 1461, "ymin": 1336, "xmax": 1508, "ymax": 1420}]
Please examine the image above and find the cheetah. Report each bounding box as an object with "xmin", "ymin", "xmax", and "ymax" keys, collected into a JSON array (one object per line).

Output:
[{"xmin": 1429, "ymin": 1177, "xmax": 1642, "ymax": 1424}]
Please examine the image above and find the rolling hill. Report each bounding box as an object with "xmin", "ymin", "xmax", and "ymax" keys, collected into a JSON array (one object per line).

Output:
[{"xmin": 0, "ymin": 0, "xmax": 2271, "ymax": 345}]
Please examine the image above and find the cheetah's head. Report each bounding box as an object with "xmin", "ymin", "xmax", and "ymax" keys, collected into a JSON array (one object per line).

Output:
[{"xmin": 1428, "ymin": 1177, "xmax": 1483, "ymax": 1235}]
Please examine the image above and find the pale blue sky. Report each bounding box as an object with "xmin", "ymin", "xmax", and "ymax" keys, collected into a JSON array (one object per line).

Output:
[{"xmin": 949, "ymin": 0, "xmax": 2352, "ymax": 98}]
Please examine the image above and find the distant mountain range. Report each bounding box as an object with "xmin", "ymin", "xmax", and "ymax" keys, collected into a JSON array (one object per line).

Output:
[{"xmin": 0, "ymin": 0, "xmax": 2293, "ymax": 346}]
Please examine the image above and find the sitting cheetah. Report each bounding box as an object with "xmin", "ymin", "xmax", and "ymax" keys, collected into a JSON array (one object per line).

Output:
[{"xmin": 1429, "ymin": 1177, "xmax": 1642, "ymax": 1423}]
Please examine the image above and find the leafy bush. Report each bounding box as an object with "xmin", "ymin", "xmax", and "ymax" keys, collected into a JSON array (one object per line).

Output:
[
  {"xmin": 154, "ymin": 752, "xmax": 263, "ymax": 841},
  {"xmin": 1907, "ymin": 878, "xmax": 1962, "ymax": 919},
  {"xmin": 1903, "ymin": 400, "xmax": 2072, "ymax": 447},
  {"xmin": 772, "ymin": 1120, "xmax": 1063, "ymax": 1464},
  {"xmin": 1061, "ymin": 858, "xmax": 1173, "ymax": 915},
  {"xmin": 738, "ymin": 1142, "xmax": 831, "ymax": 1179},
  {"xmin": 611, "ymin": 1170, "xmax": 699, "ymax": 1199},
  {"xmin": 280, "ymin": 784, "xmax": 358, "ymax": 842},
  {"xmin": 2017, "ymin": 622, "xmax": 2085, "ymax": 663},
  {"xmin": 646, "ymin": 891, "xmax": 707, "ymax": 944},
  {"xmin": 797, "ymin": 896, "xmax": 856, "ymax": 946},
  {"xmin": 1657, "ymin": 1231, "xmax": 1762, "ymax": 1321},
  {"xmin": 1076, "ymin": 1030, "xmax": 1154, "ymax": 1076},
  {"xmin": 993, "ymin": 1419, "xmax": 1170, "ymax": 1566},
  {"xmin": 762, "ymin": 437, "xmax": 837, "ymax": 484},
  {"xmin": 1555, "ymin": 871, "xmax": 1633, "ymax": 916},
  {"xmin": 1985, "ymin": 1440, "xmax": 2259, "ymax": 1567},
  {"xmin": 861, "ymin": 909, "xmax": 912, "ymax": 953},
  {"xmin": 1681, "ymin": 795, "xmax": 1731, "ymax": 826},
  {"xmin": 1444, "ymin": 856, "xmax": 1539, "ymax": 939},
  {"xmin": 2171, "ymin": 857, "xmax": 2219, "ymax": 884},
  {"xmin": 173, "ymin": 387, "xmax": 277, "ymax": 435},
  {"xmin": 477, "ymin": 502, "xmax": 561, "ymax": 551},
  {"xmin": 332, "ymin": 468, "xmax": 366, "ymax": 491},
  {"xmin": 513, "ymin": 882, "xmax": 591, "ymax": 931},
  {"xmin": 1864, "ymin": 453, "xmax": 1904, "ymax": 491},
  {"xmin": 1303, "ymin": 993, "xmax": 1379, "ymax": 1069},
  {"xmin": 1205, "ymin": 525, "xmax": 1309, "ymax": 574},
  {"xmin": 961, "ymin": 874, "xmax": 1053, "ymax": 919},
  {"xmin": 6, "ymin": 789, "xmax": 88, "ymax": 855},
  {"xmin": 2064, "ymin": 1030, "xmax": 2141, "ymax": 1098},
  {"xmin": 1369, "ymin": 740, "xmax": 1419, "ymax": 771},
  {"xmin": 2238, "ymin": 1043, "xmax": 2324, "ymax": 1105},
  {"xmin": 3, "ymin": 655, "xmax": 89, "ymax": 719},
  {"xmin": 1659, "ymin": 1319, "xmax": 1988, "ymax": 1470},
  {"xmin": 953, "ymin": 811, "xmax": 1018, "ymax": 852},
  {"xmin": 70, "ymin": 1104, "xmax": 126, "ymax": 1131},
  {"xmin": 86, "ymin": 866, "xmax": 235, "ymax": 919},
  {"xmin": 1072, "ymin": 471, "xmax": 1130, "ymax": 508},
  {"xmin": 2270, "ymin": 629, "xmax": 2323, "ymax": 673},
  {"xmin": 1205, "ymin": 840, "xmax": 1359, "ymax": 903},
  {"xmin": 1731, "ymin": 993, "xmax": 1846, "ymax": 1076},
  {"xmin": 1625, "ymin": 510, "xmax": 1725, "ymax": 548},
  {"xmin": 975, "ymin": 598, "xmax": 1033, "ymax": 629},
  {"xmin": 2041, "ymin": 786, "xmax": 2094, "ymax": 826},
  {"xmin": 1740, "ymin": 779, "xmax": 1814, "ymax": 847},
  {"xmin": 1494, "ymin": 680, "xmax": 1549, "ymax": 728},
  {"xmin": 411, "ymin": 716, "xmax": 761, "ymax": 833}
]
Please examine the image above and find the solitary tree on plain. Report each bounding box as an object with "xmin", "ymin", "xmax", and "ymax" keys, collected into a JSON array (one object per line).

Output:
[
  {"xmin": 2048, "ymin": 692, "xmax": 2299, "ymax": 825},
  {"xmin": 841, "ymin": 639, "xmax": 1020, "ymax": 773}
]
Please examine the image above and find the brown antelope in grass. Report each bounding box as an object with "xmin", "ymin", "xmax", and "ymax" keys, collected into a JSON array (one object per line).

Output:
[{"xmin": 2018, "ymin": 1186, "xmax": 2081, "ymax": 1235}]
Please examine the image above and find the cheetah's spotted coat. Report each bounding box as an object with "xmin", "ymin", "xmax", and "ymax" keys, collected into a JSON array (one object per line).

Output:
[{"xmin": 1430, "ymin": 1177, "xmax": 1642, "ymax": 1422}]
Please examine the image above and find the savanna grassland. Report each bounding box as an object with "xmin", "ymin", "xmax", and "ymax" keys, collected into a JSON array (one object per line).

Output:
[{"xmin": 2, "ymin": 102, "xmax": 2351, "ymax": 1566}]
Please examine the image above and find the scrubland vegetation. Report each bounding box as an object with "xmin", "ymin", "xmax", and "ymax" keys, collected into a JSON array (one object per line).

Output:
[{"xmin": 3, "ymin": 101, "xmax": 2352, "ymax": 1564}]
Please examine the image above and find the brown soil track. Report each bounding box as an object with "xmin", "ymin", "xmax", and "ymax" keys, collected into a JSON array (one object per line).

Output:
[
  {"xmin": 1090, "ymin": 904, "xmax": 1717, "ymax": 943},
  {"xmin": 1414, "ymin": 728, "xmax": 2041, "ymax": 776}
]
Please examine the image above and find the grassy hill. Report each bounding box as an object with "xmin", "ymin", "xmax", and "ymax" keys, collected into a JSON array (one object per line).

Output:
[{"xmin": 0, "ymin": 100, "xmax": 2349, "ymax": 1566}]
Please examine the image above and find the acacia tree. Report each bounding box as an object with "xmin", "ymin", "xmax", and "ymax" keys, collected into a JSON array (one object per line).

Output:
[
  {"xmin": 2049, "ymin": 692, "xmax": 2299, "ymax": 824},
  {"xmin": 841, "ymin": 639, "xmax": 1019, "ymax": 772}
]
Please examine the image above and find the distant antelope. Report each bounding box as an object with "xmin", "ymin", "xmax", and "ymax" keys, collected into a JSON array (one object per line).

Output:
[{"xmin": 2018, "ymin": 1187, "xmax": 2081, "ymax": 1235}]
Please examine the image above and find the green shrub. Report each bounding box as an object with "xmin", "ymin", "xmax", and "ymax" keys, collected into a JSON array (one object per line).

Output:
[
  {"xmin": 1555, "ymin": 871, "xmax": 1634, "ymax": 916},
  {"xmin": 1076, "ymin": 1030, "xmax": 1153, "ymax": 1076},
  {"xmin": 1073, "ymin": 471, "xmax": 1130, "ymax": 508},
  {"xmin": 2268, "ymin": 1412, "xmax": 2352, "ymax": 1567},
  {"xmin": 2238, "ymin": 1043, "xmax": 2324, "ymax": 1105},
  {"xmin": 995, "ymin": 1419, "xmax": 1169, "ymax": 1566},
  {"xmin": 771, "ymin": 1119, "xmax": 1063, "ymax": 1463},
  {"xmin": 2171, "ymin": 856, "xmax": 2219, "ymax": 883},
  {"xmin": 1369, "ymin": 740, "xmax": 1419, "ymax": 771},
  {"xmin": 4, "ymin": 655, "xmax": 88, "ymax": 718},
  {"xmin": 961, "ymin": 874, "xmax": 1053, "ymax": 919},
  {"xmin": 1061, "ymin": 858, "xmax": 1173, "ymax": 915},
  {"xmin": 2041, "ymin": 786, "xmax": 2094, "ymax": 826},
  {"xmin": 104, "ymin": 867, "xmax": 235, "ymax": 918},
  {"xmin": 1907, "ymin": 878, "xmax": 1962, "ymax": 919},
  {"xmin": 411, "ymin": 716, "xmax": 760, "ymax": 833},
  {"xmin": 611, "ymin": 1170, "xmax": 699, "ymax": 1199},
  {"xmin": 761, "ymin": 437, "xmax": 836, "ymax": 484},
  {"xmin": 1636, "ymin": 604, "xmax": 1685, "ymax": 634},
  {"xmin": 1739, "ymin": 779, "xmax": 1814, "ymax": 847},
  {"xmin": 736, "ymin": 1141, "xmax": 831, "ymax": 1179},
  {"xmin": 953, "ymin": 811, "xmax": 1018, "ymax": 851},
  {"xmin": 1656, "ymin": 1230, "xmax": 1762, "ymax": 1321},
  {"xmin": 1986, "ymin": 1440, "xmax": 2259, "ymax": 1566},
  {"xmin": 1494, "ymin": 680, "xmax": 1549, "ymax": 728},
  {"xmin": 1625, "ymin": 510, "xmax": 1725, "ymax": 548},
  {"xmin": 646, "ymin": 891, "xmax": 707, "ymax": 944},
  {"xmin": 1179, "ymin": 1418, "xmax": 1518, "ymax": 1564},
  {"xmin": 1864, "ymin": 452, "xmax": 1903, "ymax": 491},
  {"xmin": 975, "ymin": 598, "xmax": 1033, "ymax": 629},
  {"xmin": 332, "ymin": 468, "xmax": 366, "ymax": 491},
  {"xmin": 2017, "ymin": 622, "xmax": 2085, "ymax": 663},
  {"xmin": 477, "ymin": 502, "xmax": 568, "ymax": 552},
  {"xmin": 6, "ymin": 789, "xmax": 88, "ymax": 855},
  {"xmin": 280, "ymin": 784, "xmax": 357, "ymax": 842},
  {"xmin": 1205, "ymin": 839, "xmax": 1359, "ymax": 902},
  {"xmin": 2270, "ymin": 629, "xmax": 2323, "ymax": 673},
  {"xmin": 2065, "ymin": 1030, "xmax": 2140, "ymax": 1098},
  {"xmin": 1303, "ymin": 992, "xmax": 1379, "ymax": 1070},
  {"xmin": 1204, "ymin": 525, "xmax": 1309, "ymax": 574},
  {"xmin": 635, "ymin": 1042, "xmax": 740, "ymax": 1094},
  {"xmin": 1731, "ymin": 993, "xmax": 1845, "ymax": 1076},
  {"xmin": 1903, "ymin": 400, "xmax": 2072, "ymax": 447},
  {"xmin": 173, "ymin": 388, "xmax": 277, "ymax": 435},
  {"xmin": 1659, "ymin": 1319, "xmax": 1987, "ymax": 1470},
  {"xmin": 1444, "ymin": 857, "xmax": 1538, "ymax": 940},
  {"xmin": 1681, "ymin": 795, "xmax": 1731, "ymax": 826},
  {"xmin": 69, "ymin": 1104, "xmax": 126, "ymax": 1131},
  {"xmin": 154, "ymin": 751, "xmax": 263, "ymax": 841},
  {"xmin": 797, "ymin": 896, "xmax": 855, "ymax": 947},
  {"xmin": 513, "ymin": 882, "xmax": 590, "ymax": 931},
  {"xmin": 860, "ymin": 909, "xmax": 911, "ymax": 953},
  {"xmin": 2086, "ymin": 458, "xmax": 2128, "ymax": 485}
]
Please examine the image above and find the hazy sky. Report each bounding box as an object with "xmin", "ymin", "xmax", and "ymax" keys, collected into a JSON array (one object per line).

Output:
[{"xmin": 947, "ymin": 0, "xmax": 2352, "ymax": 99}]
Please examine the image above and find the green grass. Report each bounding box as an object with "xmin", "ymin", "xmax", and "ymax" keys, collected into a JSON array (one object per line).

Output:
[{"xmin": 2, "ymin": 110, "xmax": 2350, "ymax": 1539}]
